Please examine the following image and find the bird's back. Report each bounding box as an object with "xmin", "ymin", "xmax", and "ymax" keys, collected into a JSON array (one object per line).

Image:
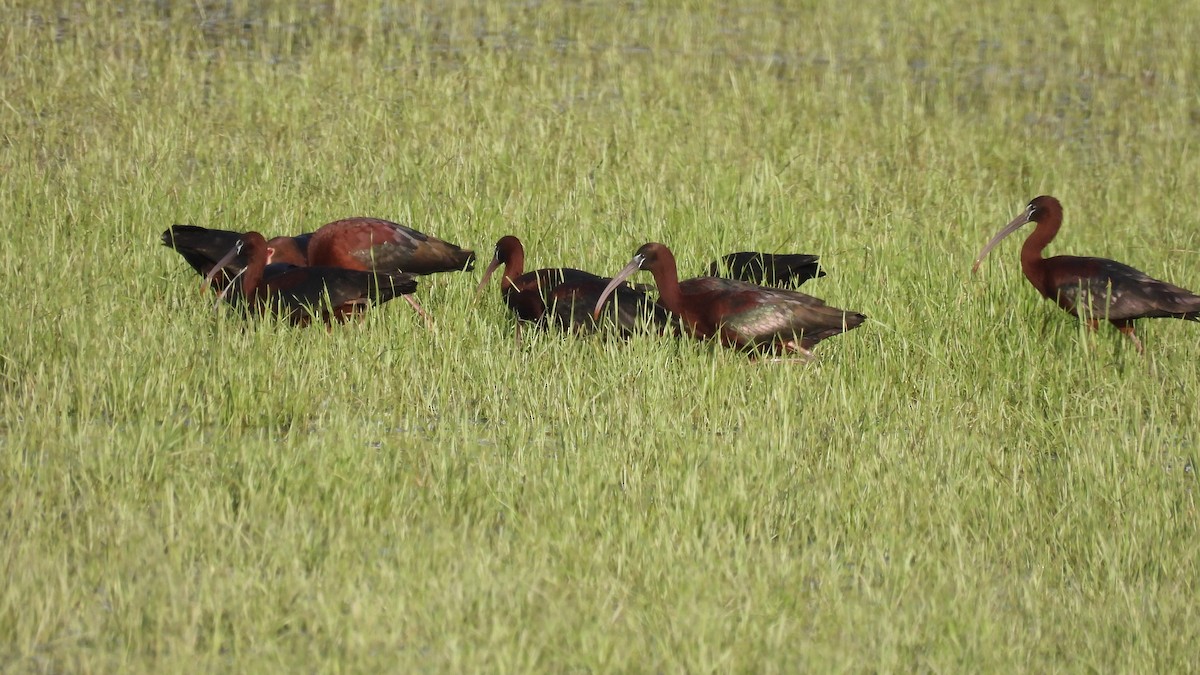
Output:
[
  {"xmin": 679, "ymin": 276, "xmax": 865, "ymax": 349},
  {"xmin": 548, "ymin": 280, "xmax": 675, "ymax": 336},
  {"xmin": 309, "ymin": 218, "xmax": 476, "ymax": 275},
  {"xmin": 1047, "ymin": 255, "xmax": 1200, "ymax": 321}
]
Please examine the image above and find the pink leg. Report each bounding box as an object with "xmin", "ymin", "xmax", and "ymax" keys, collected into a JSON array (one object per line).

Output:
[
  {"xmin": 751, "ymin": 339, "xmax": 815, "ymax": 363},
  {"xmin": 1114, "ymin": 322, "xmax": 1144, "ymax": 354},
  {"xmin": 404, "ymin": 294, "xmax": 435, "ymax": 330}
]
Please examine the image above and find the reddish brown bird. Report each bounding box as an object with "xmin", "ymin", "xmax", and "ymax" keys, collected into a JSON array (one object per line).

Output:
[
  {"xmin": 594, "ymin": 242, "xmax": 865, "ymax": 358},
  {"xmin": 706, "ymin": 252, "xmax": 825, "ymax": 288},
  {"xmin": 306, "ymin": 218, "xmax": 474, "ymax": 323},
  {"xmin": 164, "ymin": 217, "xmax": 474, "ymax": 278},
  {"xmin": 973, "ymin": 195, "xmax": 1200, "ymax": 353},
  {"xmin": 166, "ymin": 219, "xmax": 471, "ymax": 323},
  {"xmin": 203, "ymin": 231, "xmax": 416, "ymax": 326},
  {"xmin": 476, "ymin": 235, "xmax": 672, "ymax": 336},
  {"xmin": 306, "ymin": 217, "xmax": 474, "ymax": 274}
]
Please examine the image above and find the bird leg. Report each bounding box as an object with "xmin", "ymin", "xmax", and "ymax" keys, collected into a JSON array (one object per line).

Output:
[
  {"xmin": 338, "ymin": 299, "xmax": 371, "ymax": 324},
  {"xmin": 752, "ymin": 341, "xmax": 816, "ymax": 364},
  {"xmin": 757, "ymin": 355, "xmax": 817, "ymax": 364},
  {"xmin": 1114, "ymin": 322, "xmax": 1145, "ymax": 355},
  {"xmin": 403, "ymin": 294, "xmax": 436, "ymax": 331}
]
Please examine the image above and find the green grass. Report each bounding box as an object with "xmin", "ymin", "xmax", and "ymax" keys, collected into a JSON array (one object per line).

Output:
[{"xmin": 2, "ymin": 0, "xmax": 1199, "ymax": 671}]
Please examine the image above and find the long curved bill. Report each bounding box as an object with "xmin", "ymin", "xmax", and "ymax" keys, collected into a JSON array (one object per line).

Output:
[
  {"xmin": 213, "ymin": 266, "xmax": 246, "ymax": 310},
  {"xmin": 591, "ymin": 255, "xmax": 645, "ymax": 320},
  {"xmin": 473, "ymin": 257, "xmax": 503, "ymax": 301},
  {"xmin": 202, "ymin": 243, "xmax": 244, "ymax": 291},
  {"xmin": 972, "ymin": 205, "xmax": 1034, "ymax": 273}
]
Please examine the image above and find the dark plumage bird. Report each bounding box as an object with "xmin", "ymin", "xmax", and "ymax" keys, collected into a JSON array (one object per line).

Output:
[
  {"xmin": 706, "ymin": 252, "xmax": 824, "ymax": 288},
  {"xmin": 973, "ymin": 195, "xmax": 1200, "ymax": 353},
  {"xmin": 164, "ymin": 217, "xmax": 473, "ymax": 280},
  {"xmin": 476, "ymin": 235, "xmax": 672, "ymax": 336},
  {"xmin": 306, "ymin": 217, "xmax": 474, "ymax": 275},
  {"xmin": 594, "ymin": 242, "xmax": 865, "ymax": 358},
  {"xmin": 203, "ymin": 231, "xmax": 415, "ymax": 326},
  {"xmin": 162, "ymin": 225, "xmax": 246, "ymax": 287},
  {"xmin": 306, "ymin": 217, "xmax": 474, "ymax": 324},
  {"xmin": 165, "ymin": 219, "xmax": 470, "ymax": 325},
  {"xmin": 161, "ymin": 225, "xmax": 311, "ymax": 286}
]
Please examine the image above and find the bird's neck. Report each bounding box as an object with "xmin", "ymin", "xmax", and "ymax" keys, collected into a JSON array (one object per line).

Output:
[
  {"xmin": 650, "ymin": 257, "xmax": 684, "ymax": 315},
  {"xmin": 1020, "ymin": 221, "xmax": 1058, "ymax": 292},
  {"xmin": 501, "ymin": 251, "xmax": 525, "ymax": 291},
  {"xmin": 242, "ymin": 251, "xmax": 266, "ymax": 304}
]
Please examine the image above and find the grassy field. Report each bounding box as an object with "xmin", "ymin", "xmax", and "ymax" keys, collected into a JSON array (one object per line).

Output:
[{"xmin": 2, "ymin": 0, "xmax": 1199, "ymax": 670}]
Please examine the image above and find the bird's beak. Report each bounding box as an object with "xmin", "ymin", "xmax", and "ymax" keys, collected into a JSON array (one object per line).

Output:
[
  {"xmin": 203, "ymin": 242, "xmax": 242, "ymax": 291},
  {"xmin": 972, "ymin": 206, "xmax": 1034, "ymax": 273},
  {"xmin": 473, "ymin": 257, "xmax": 502, "ymax": 301},
  {"xmin": 592, "ymin": 255, "xmax": 645, "ymax": 320},
  {"xmin": 213, "ymin": 266, "xmax": 246, "ymax": 310}
]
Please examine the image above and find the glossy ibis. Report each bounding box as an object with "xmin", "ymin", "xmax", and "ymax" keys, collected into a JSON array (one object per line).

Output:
[
  {"xmin": 973, "ymin": 195, "xmax": 1200, "ymax": 353},
  {"xmin": 203, "ymin": 231, "xmax": 416, "ymax": 326},
  {"xmin": 707, "ymin": 252, "xmax": 825, "ymax": 288},
  {"xmin": 476, "ymin": 235, "xmax": 671, "ymax": 336},
  {"xmin": 306, "ymin": 217, "xmax": 474, "ymax": 324},
  {"xmin": 306, "ymin": 217, "xmax": 474, "ymax": 274},
  {"xmin": 594, "ymin": 242, "xmax": 865, "ymax": 358}
]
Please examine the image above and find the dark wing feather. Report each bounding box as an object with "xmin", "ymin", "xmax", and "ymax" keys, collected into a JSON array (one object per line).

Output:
[
  {"xmin": 257, "ymin": 265, "xmax": 416, "ymax": 322},
  {"xmin": 679, "ymin": 277, "xmax": 865, "ymax": 350},
  {"xmin": 708, "ymin": 252, "xmax": 825, "ymax": 288},
  {"xmin": 721, "ymin": 295, "xmax": 866, "ymax": 349},
  {"xmin": 161, "ymin": 225, "xmax": 246, "ymax": 281},
  {"xmin": 501, "ymin": 268, "xmax": 608, "ymax": 323},
  {"xmin": 1052, "ymin": 257, "xmax": 1200, "ymax": 321},
  {"xmin": 340, "ymin": 218, "xmax": 476, "ymax": 274},
  {"xmin": 547, "ymin": 281, "xmax": 675, "ymax": 336}
]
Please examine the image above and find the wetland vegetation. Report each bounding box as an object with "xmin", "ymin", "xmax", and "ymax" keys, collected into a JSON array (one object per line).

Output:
[{"xmin": 2, "ymin": 0, "xmax": 1198, "ymax": 670}]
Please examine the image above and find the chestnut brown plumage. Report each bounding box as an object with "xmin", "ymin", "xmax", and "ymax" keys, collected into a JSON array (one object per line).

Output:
[
  {"xmin": 203, "ymin": 232, "xmax": 415, "ymax": 326},
  {"xmin": 594, "ymin": 242, "xmax": 864, "ymax": 357},
  {"xmin": 306, "ymin": 217, "xmax": 474, "ymax": 275},
  {"xmin": 305, "ymin": 217, "xmax": 473, "ymax": 323},
  {"xmin": 973, "ymin": 196, "xmax": 1200, "ymax": 353}
]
